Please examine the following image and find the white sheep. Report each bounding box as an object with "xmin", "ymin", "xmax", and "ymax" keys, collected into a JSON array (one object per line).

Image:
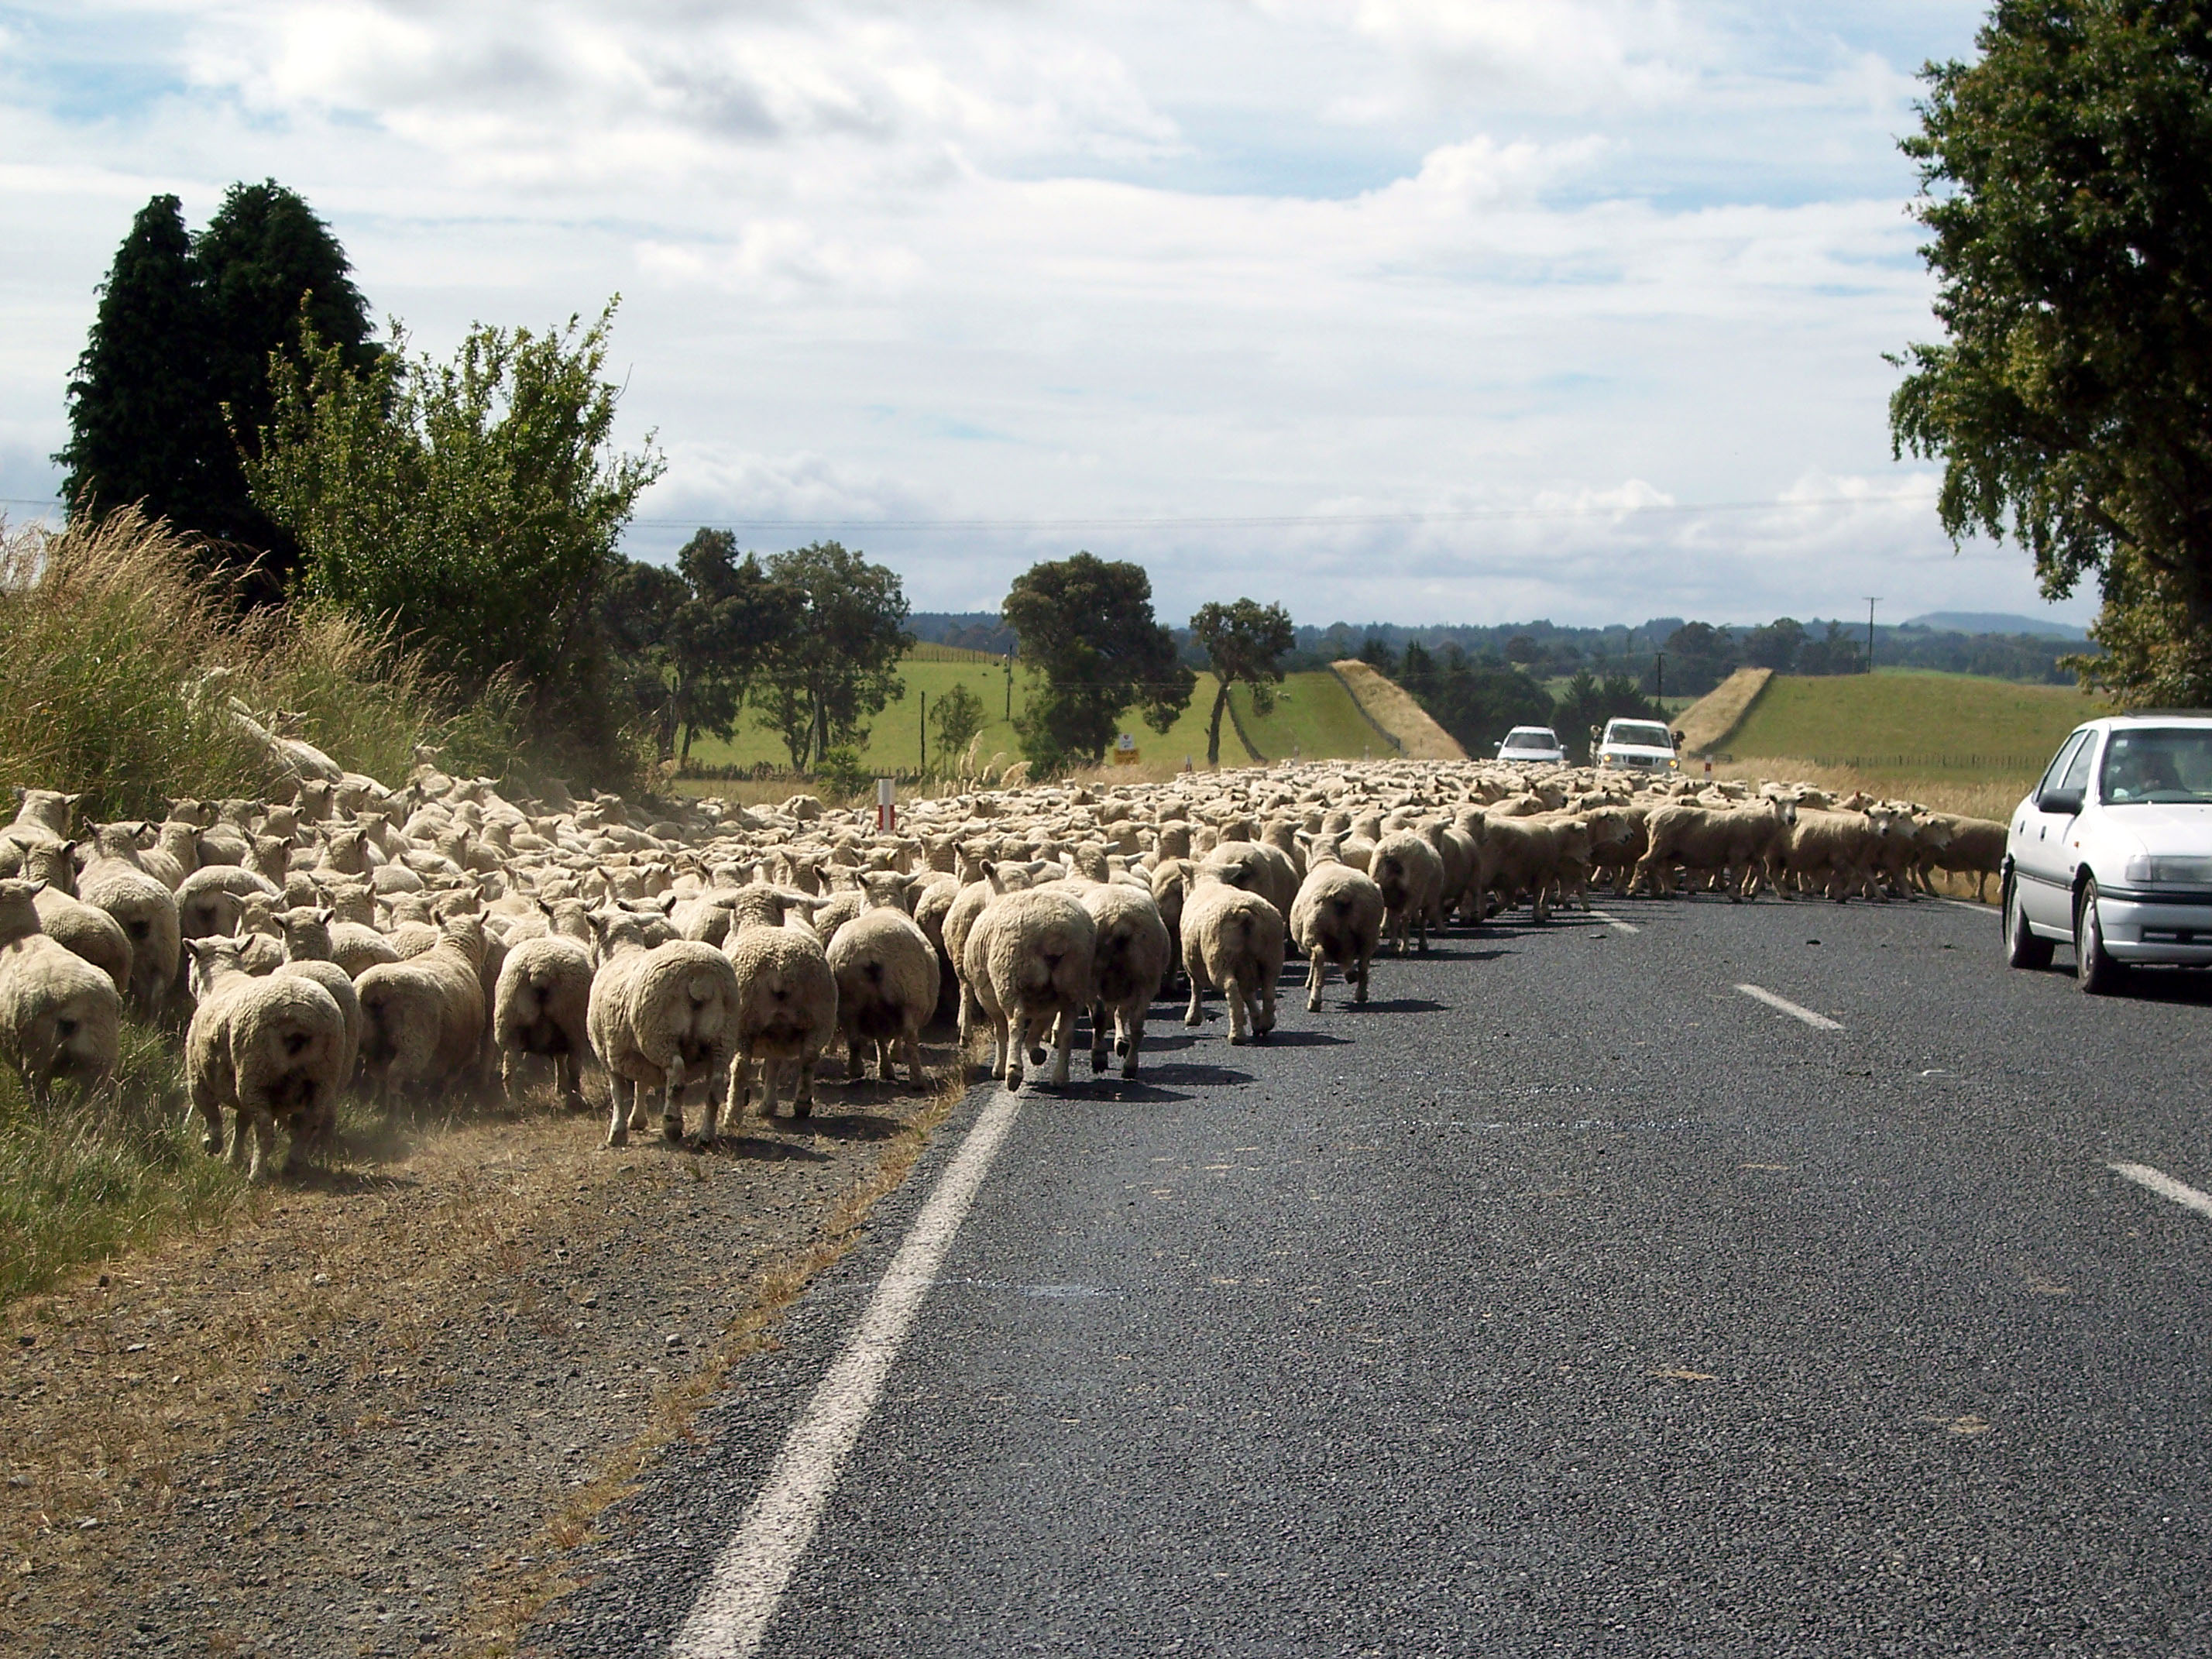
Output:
[
  {"xmin": 494, "ymin": 929, "xmax": 596, "ymax": 1108},
  {"xmin": 1290, "ymin": 842, "xmax": 1386, "ymax": 1012},
  {"xmin": 587, "ymin": 910, "xmax": 740, "ymax": 1148},
  {"xmin": 183, "ymin": 934, "xmax": 346, "ymax": 1180},
  {"xmin": 0, "ymin": 878, "xmax": 120, "ymax": 1108},
  {"xmin": 1370, "ymin": 830, "xmax": 1445, "ymax": 955},
  {"xmin": 77, "ymin": 823, "xmax": 183, "ymax": 1015},
  {"xmin": 352, "ymin": 915, "xmax": 488, "ymax": 1113},
  {"xmin": 269, "ymin": 908, "xmax": 363, "ymax": 1123},
  {"xmin": 1180, "ymin": 867, "xmax": 1284, "ymax": 1044},
  {"xmin": 825, "ymin": 873, "xmax": 938, "ymax": 1087},
  {"xmin": 1078, "ymin": 878, "xmax": 1171, "ymax": 1076},
  {"xmin": 722, "ymin": 887, "xmax": 839, "ymax": 1120},
  {"xmin": 961, "ymin": 885, "xmax": 1095, "ymax": 1090},
  {"xmin": 14, "ymin": 844, "xmax": 133, "ymax": 1001}
]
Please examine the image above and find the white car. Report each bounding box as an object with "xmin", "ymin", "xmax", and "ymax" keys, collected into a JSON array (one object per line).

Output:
[
  {"xmin": 1595, "ymin": 717, "xmax": 1680, "ymax": 775},
  {"xmin": 2003, "ymin": 713, "xmax": 2212, "ymax": 991},
  {"xmin": 1496, "ymin": 726, "xmax": 1565, "ymax": 765}
]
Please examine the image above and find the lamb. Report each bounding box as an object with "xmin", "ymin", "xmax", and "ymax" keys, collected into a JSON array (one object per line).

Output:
[
  {"xmin": 353, "ymin": 915, "xmax": 489, "ymax": 1112},
  {"xmin": 0, "ymin": 878, "xmax": 120, "ymax": 1108},
  {"xmin": 76, "ymin": 824, "xmax": 182, "ymax": 1015},
  {"xmin": 587, "ymin": 912, "xmax": 740, "ymax": 1148},
  {"xmin": 1290, "ymin": 844, "xmax": 1386, "ymax": 1012},
  {"xmin": 1369, "ymin": 830, "xmax": 1445, "ymax": 954},
  {"xmin": 1179, "ymin": 867, "xmax": 1284, "ymax": 1044},
  {"xmin": 1078, "ymin": 878, "xmax": 1171, "ymax": 1076},
  {"xmin": 722, "ymin": 887, "xmax": 839, "ymax": 1120},
  {"xmin": 961, "ymin": 885, "xmax": 1095, "ymax": 1090},
  {"xmin": 182, "ymin": 935, "xmax": 346, "ymax": 1180},
  {"xmin": 825, "ymin": 874, "xmax": 938, "ymax": 1087},
  {"xmin": 493, "ymin": 929, "xmax": 596, "ymax": 1108}
]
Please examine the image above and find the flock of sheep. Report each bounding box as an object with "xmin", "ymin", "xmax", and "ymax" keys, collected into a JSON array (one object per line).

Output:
[{"xmin": 0, "ymin": 748, "xmax": 2006, "ymax": 1181}]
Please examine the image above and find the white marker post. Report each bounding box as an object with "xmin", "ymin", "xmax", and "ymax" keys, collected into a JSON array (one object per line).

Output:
[{"xmin": 875, "ymin": 777, "xmax": 895, "ymax": 833}]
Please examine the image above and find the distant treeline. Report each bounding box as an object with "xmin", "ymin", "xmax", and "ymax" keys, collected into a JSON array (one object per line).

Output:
[{"xmin": 908, "ymin": 611, "xmax": 2097, "ymax": 696}]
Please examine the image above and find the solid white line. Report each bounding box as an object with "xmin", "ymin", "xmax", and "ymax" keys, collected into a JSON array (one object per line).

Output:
[
  {"xmin": 1585, "ymin": 908, "xmax": 1642, "ymax": 934},
  {"xmin": 1942, "ymin": 898, "xmax": 1994, "ymax": 913},
  {"xmin": 2110, "ymin": 1162, "xmax": 2212, "ymax": 1221},
  {"xmin": 1734, "ymin": 983, "xmax": 1843, "ymax": 1031},
  {"xmin": 669, "ymin": 1087, "xmax": 1023, "ymax": 1659}
]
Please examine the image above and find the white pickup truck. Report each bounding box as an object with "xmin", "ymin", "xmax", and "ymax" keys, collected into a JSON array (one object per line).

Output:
[{"xmin": 1593, "ymin": 717, "xmax": 1680, "ymax": 776}]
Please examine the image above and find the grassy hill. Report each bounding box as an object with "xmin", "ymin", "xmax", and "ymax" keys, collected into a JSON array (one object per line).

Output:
[
  {"xmin": 1716, "ymin": 669, "xmax": 2104, "ymax": 816},
  {"xmin": 681, "ymin": 655, "xmax": 1386, "ymax": 775}
]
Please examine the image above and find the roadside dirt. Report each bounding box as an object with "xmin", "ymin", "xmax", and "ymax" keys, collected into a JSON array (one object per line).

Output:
[{"xmin": 2, "ymin": 1049, "xmax": 963, "ymax": 1658}]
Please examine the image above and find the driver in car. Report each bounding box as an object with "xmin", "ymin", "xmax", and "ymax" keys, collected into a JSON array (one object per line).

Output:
[{"xmin": 2107, "ymin": 742, "xmax": 2181, "ymax": 801}]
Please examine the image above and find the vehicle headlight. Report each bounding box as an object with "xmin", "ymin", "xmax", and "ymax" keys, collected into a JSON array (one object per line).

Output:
[{"xmin": 2124, "ymin": 854, "xmax": 2212, "ymax": 883}]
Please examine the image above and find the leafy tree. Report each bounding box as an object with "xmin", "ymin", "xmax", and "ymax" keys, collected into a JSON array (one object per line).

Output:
[
  {"xmin": 603, "ymin": 530, "xmax": 797, "ymax": 764},
  {"xmin": 1795, "ymin": 620, "xmax": 1864, "ymax": 677},
  {"xmin": 1002, "ymin": 553, "xmax": 1193, "ymax": 772},
  {"xmin": 1551, "ymin": 671, "xmax": 1664, "ymax": 763},
  {"xmin": 1654, "ymin": 622, "xmax": 1739, "ymax": 699},
  {"xmin": 1742, "ymin": 617, "xmax": 1807, "ymax": 673},
  {"xmin": 754, "ymin": 541, "xmax": 910, "ymax": 771},
  {"xmin": 1890, "ymin": 1, "xmax": 2212, "ymax": 704},
  {"xmin": 1418, "ymin": 654, "xmax": 1555, "ymax": 756},
  {"xmin": 59, "ymin": 182, "xmax": 377, "ymax": 603},
  {"xmin": 930, "ymin": 682, "xmax": 987, "ymax": 772},
  {"xmin": 247, "ymin": 302, "xmax": 663, "ymax": 757},
  {"xmin": 1190, "ymin": 598, "xmax": 1295, "ymax": 767},
  {"xmin": 56, "ymin": 196, "xmax": 228, "ymax": 546}
]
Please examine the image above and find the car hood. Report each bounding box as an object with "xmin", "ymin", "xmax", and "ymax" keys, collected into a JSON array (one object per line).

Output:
[
  {"xmin": 2100, "ymin": 802, "xmax": 2212, "ymax": 851},
  {"xmin": 1602, "ymin": 745, "xmax": 1674, "ymax": 761}
]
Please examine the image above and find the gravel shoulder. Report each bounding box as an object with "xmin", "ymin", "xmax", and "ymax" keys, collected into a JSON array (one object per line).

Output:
[{"xmin": 2, "ymin": 1049, "xmax": 964, "ymax": 1659}]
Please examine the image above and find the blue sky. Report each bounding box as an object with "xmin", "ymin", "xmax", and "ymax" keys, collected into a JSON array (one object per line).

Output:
[{"xmin": 0, "ymin": 0, "xmax": 2087, "ymax": 629}]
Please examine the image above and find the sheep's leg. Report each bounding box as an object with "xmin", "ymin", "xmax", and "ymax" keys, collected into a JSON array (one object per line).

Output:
[
  {"xmin": 558, "ymin": 1049, "xmax": 585, "ymax": 1110},
  {"xmin": 1253, "ymin": 972, "xmax": 1277, "ymax": 1039},
  {"xmin": 605, "ymin": 1074, "xmax": 634, "ymax": 1148},
  {"xmin": 792, "ymin": 1057, "xmax": 817, "ymax": 1118},
  {"xmin": 1000, "ymin": 1004, "xmax": 1025, "ymax": 1091},
  {"xmin": 1183, "ymin": 966, "xmax": 1205, "ymax": 1029},
  {"xmin": 843, "ymin": 1022, "xmax": 864, "ymax": 1081},
  {"xmin": 1049, "ymin": 1006, "xmax": 1073, "ymax": 1087},
  {"xmin": 660, "ymin": 1056, "xmax": 686, "ymax": 1144},
  {"xmin": 876, "ymin": 1038, "xmax": 895, "ymax": 1081},
  {"xmin": 1352, "ymin": 949, "xmax": 1372, "ymax": 1006},
  {"xmin": 754, "ymin": 1051, "xmax": 783, "ymax": 1119},
  {"xmin": 1223, "ymin": 975, "xmax": 1249, "ymax": 1044},
  {"xmin": 693, "ymin": 1044, "xmax": 728, "ymax": 1150},
  {"xmin": 1305, "ymin": 953, "xmax": 1326, "ymax": 1014},
  {"xmin": 1120, "ymin": 1006, "xmax": 1146, "ymax": 1077},
  {"xmin": 902, "ymin": 1033, "xmax": 926, "ymax": 1087},
  {"xmin": 1415, "ymin": 908, "xmax": 1429, "ymax": 953},
  {"xmin": 188, "ymin": 1079, "xmax": 225, "ymax": 1156},
  {"xmin": 957, "ymin": 982, "xmax": 984, "ymax": 1078}
]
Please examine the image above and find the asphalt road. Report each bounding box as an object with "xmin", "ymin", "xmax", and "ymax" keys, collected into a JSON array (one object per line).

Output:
[{"xmin": 534, "ymin": 894, "xmax": 2212, "ymax": 1658}]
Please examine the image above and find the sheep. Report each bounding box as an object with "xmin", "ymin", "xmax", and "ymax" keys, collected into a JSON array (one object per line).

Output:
[
  {"xmin": 1197, "ymin": 840, "xmax": 1301, "ymax": 944},
  {"xmin": 1290, "ymin": 845, "xmax": 1386, "ymax": 1012},
  {"xmin": 826, "ymin": 874, "xmax": 939, "ymax": 1087},
  {"xmin": 1179, "ymin": 867, "xmax": 1284, "ymax": 1044},
  {"xmin": 269, "ymin": 908, "xmax": 363, "ymax": 1120},
  {"xmin": 182, "ymin": 935, "xmax": 346, "ymax": 1180},
  {"xmin": 587, "ymin": 911, "xmax": 740, "ymax": 1148},
  {"xmin": 1926, "ymin": 813, "xmax": 2007, "ymax": 901},
  {"xmin": 0, "ymin": 878, "xmax": 120, "ymax": 1108},
  {"xmin": 493, "ymin": 929, "xmax": 596, "ymax": 1109},
  {"xmin": 176, "ymin": 864, "xmax": 283, "ymax": 942},
  {"xmin": 961, "ymin": 885, "xmax": 1095, "ymax": 1090},
  {"xmin": 352, "ymin": 915, "xmax": 489, "ymax": 1113},
  {"xmin": 15, "ymin": 846, "xmax": 133, "ymax": 1000},
  {"xmin": 722, "ymin": 888, "xmax": 839, "ymax": 1121},
  {"xmin": 1078, "ymin": 878, "xmax": 1171, "ymax": 1076},
  {"xmin": 1370, "ymin": 830, "xmax": 1445, "ymax": 954},
  {"xmin": 77, "ymin": 824, "xmax": 183, "ymax": 1015},
  {"xmin": 0, "ymin": 788, "xmax": 78, "ymax": 872}
]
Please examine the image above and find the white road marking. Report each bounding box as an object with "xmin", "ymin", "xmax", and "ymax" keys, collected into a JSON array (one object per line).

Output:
[
  {"xmin": 1734, "ymin": 983, "xmax": 1843, "ymax": 1031},
  {"xmin": 669, "ymin": 1087, "xmax": 1024, "ymax": 1659},
  {"xmin": 1942, "ymin": 898, "xmax": 1994, "ymax": 913},
  {"xmin": 1586, "ymin": 908, "xmax": 1641, "ymax": 934},
  {"xmin": 2110, "ymin": 1162, "xmax": 2212, "ymax": 1221}
]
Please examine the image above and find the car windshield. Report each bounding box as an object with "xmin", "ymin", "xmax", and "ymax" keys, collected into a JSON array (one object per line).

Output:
[
  {"xmin": 1503, "ymin": 729, "xmax": 1557, "ymax": 749},
  {"xmin": 1606, "ymin": 722, "xmax": 1671, "ymax": 749},
  {"xmin": 2098, "ymin": 727, "xmax": 2212, "ymax": 804}
]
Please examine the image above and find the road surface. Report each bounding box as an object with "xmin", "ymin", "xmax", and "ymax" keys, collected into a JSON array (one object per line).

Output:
[{"xmin": 534, "ymin": 895, "xmax": 2212, "ymax": 1657}]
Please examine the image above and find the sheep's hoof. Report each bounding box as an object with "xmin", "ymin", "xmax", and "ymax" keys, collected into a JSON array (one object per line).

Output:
[
  {"xmin": 1306, "ymin": 997, "xmax": 1322, "ymax": 1014},
  {"xmin": 1090, "ymin": 1049, "xmax": 1108, "ymax": 1073},
  {"xmin": 792, "ymin": 1100, "xmax": 812, "ymax": 1120},
  {"xmin": 201, "ymin": 1134, "xmax": 222, "ymax": 1156},
  {"xmin": 604, "ymin": 1128, "xmax": 630, "ymax": 1149},
  {"xmin": 661, "ymin": 1115, "xmax": 685, "ymax": 1143},
  {"xmin": 1005, "ymin": 1071, "xmax": 1023, "ymax": 1092},
  {"xmin": 691, "ymin": 1132, "xmax": 718, "ymax": 1152}
]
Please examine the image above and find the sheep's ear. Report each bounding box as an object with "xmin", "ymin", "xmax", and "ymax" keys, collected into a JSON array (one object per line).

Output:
[
  {"xmin": 63, "ymin": 793, "xmax": 82, "ymax": 809},
  {"xmin": 21, "ymin": 878, "xmax": 43, "ymax": 897}
]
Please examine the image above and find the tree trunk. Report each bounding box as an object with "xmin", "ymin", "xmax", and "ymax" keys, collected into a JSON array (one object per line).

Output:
[{"xmin": 1206, "ymin": 682, "xmax": 1230, "ymax": 768}]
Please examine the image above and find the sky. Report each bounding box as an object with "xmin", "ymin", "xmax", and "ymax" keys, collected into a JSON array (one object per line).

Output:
[{"xmin": 0, "ymin": 0, "xmax": 2089, "ymax": 630}]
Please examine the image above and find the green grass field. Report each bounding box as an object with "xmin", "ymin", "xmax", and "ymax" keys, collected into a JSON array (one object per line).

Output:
[
  {"xmin": 1723, "ymin": 669, "xmax": 2102, "ymax": 785},
  {"xmin": 682, "ymin": 658, "xmax": 1382, "ymax": 775}
]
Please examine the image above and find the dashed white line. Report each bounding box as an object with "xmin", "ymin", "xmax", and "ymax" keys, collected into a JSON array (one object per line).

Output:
[
  {"xmin": 669, "ymin": 1086, "xmax": 1023, "ymax": 1659},
  {"xmin": 1586, "ymin": 908, "xmax": 1641, "ymax": 934},
  {"xmin": 1735, "ymin": 983, "xmax": 1843, "ymax": 1031},
  {"xmin": 2109, "ymin": 1161, "xmax": 2212, "ymax": 1221}
]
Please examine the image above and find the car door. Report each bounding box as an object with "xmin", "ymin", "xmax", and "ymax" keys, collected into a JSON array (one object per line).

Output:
[{"xmin": 2015, "ymin": 729, "xmax": 2097, "ymax": 928}]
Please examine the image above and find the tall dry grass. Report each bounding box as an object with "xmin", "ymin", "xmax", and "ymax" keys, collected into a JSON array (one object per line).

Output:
[
  {"xmin": 0, "ymin": 511, "xmax": 520, "ymax": 818},
  {"xmin": 1676, "ymin": 667, "xmax": 1774, "ymax": 754},
  {"xmin": 1328, "ymin": 661, "xmax": 1468, "ymax": 761}
]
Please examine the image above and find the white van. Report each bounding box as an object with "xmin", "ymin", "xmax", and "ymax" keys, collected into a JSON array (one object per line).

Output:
[{"xmin": 1595, "ymin": 717, "xmax": 1679, "ymax": 775}]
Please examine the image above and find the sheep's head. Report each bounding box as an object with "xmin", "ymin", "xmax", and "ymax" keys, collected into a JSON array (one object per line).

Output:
[
  {"xmin": 0, "ymin": 879, "xmax": 46, "ymax": 944},
  {"xmin": 183, "ymin": 935, "xmax": 253, "ymax": 1000},
  {"xmin": 274, "ymin": 907, "xmax": 336, "ymax": 963}
]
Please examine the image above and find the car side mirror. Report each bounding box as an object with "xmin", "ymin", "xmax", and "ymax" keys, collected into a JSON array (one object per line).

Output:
[{"xmin": 2038, "ymin": 787, "xmax": 2084, "ymax": 816}]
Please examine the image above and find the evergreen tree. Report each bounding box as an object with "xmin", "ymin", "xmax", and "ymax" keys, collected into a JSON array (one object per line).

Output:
[{"xmin": 55, "ymin": 196, "xmax": 228, "ymax": 540}]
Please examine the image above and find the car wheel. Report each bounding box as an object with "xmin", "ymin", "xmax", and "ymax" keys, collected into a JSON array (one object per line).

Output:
[
  {"xmin": 2004, "ymin": 874, "xmax": 2052, "ymax": 970},
  {"xmin": 2074, "ymin": 878, "xmax": 2128, "ymax": 994}
]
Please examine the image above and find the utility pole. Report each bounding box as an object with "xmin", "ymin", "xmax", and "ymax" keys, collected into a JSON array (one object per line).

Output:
[
  {"xmin": 1654, "ymin": 651, "xmax": 1664, "ymax": 702},
  {"xmin": 1864, "ymin": 598, "xmax": 1881, "ymax": 673},
  {"xmin": 1005, "ymin": 651, "xmax": 1014, "ymax": 721}
]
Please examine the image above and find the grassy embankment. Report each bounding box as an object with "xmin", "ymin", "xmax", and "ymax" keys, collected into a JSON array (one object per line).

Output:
[
  {"xmin": 0, "ymin": 513, "xmax": 524, "ymax": 1304},
  {"xmin": 682, "ymin": 651, "xmax": 1390, "ymax": 783},
  {"xmin": 1700, "ymin": 668, "xmax": 2104, "ymax": 823}
]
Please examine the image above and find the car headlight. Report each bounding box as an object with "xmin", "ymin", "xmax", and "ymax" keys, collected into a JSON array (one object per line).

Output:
[{"xmin": 2124, "ymin": 854, "xmax": 2212, "ymax": 883}]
